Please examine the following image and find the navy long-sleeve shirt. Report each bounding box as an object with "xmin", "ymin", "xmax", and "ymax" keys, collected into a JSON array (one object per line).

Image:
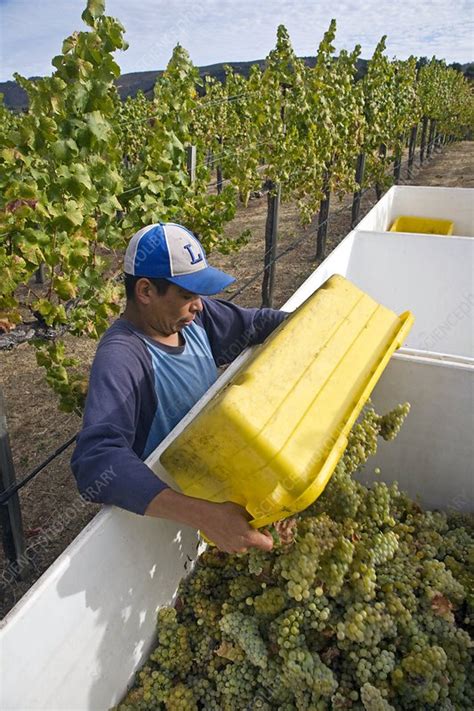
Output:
[{"xmin": 71, "ymin": 298, "xmax": 287, "ymax": 515}]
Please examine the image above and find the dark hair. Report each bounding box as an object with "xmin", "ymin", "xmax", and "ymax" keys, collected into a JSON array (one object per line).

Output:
[{"xmin": 124, "ymin": 274, "xmax": 171, "ymax": 301}]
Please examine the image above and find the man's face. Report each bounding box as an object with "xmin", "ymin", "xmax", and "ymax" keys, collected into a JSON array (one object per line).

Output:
[{"xmin": 146, "ymin": 282, "xmax": 203, "ymax": 337}]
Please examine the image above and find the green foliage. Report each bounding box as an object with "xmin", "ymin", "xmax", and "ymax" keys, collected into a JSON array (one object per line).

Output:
[
  {"xmin": 0, "ymin": 1, "xmax": 127, "ymax": 409},
  {"xmin": 1, "ymin": 5, "xmax": 472, "ymax": 411},
  {"xmin": 120, "ymin": 45, "xmax": 242, "ymax": 254},
  {"xmin": 419, "ymin": 59, "xmax": 474, "ymax": 137}
]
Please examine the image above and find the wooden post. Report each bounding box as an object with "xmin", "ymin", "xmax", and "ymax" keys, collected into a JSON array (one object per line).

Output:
[
  {"xmin": 316, "ymin": 171, "xmax": 331, "ymax": 261},
  {"xmin": 393, "ymin": 140, "xmax": 402, "ymax": 184},
  {"xmin": 420, "ymin": 116, "xmax": 429, "ymax": 163},
  {"xmin": 186, "ymin": 145, "xmax": 196, "ymax": 184},
  {"xmin": 261, "ymin": 84, "xmax": 287, "ymax": 307},
  {"xmin": 216, "ymin": 166, "xmax": 223, "ymax": 194},
  {"xmin": 216, "ymin": 137, "xmax": 223, "ymax": 194},
  {"xmin": 407, "ymin": 125, "xmax": 418, "ymax": 178},
  {"xmin": 351, "ymin": 152, "xmax": 366, "ymax": 228},
  {"xmin": 35, "ymin": 263, "xmax": 46, "ymax": 284},
  {"xmin": 0, "ymin": 389, "xmax": 26, "ymax": 573},
  {"xmin": 427, "ymin": 119, "xmax": 436, "ymax": 158},
  {"xmin": 375, "ymin": 144, "xmax": 387, "ymax": 200},
  {"xmin": 433, "ymin": 121, "xmax": 440, "ymax": 151},
  {"xmin": 261, "ymin": 183, "xmax": 280, "ymax": 308}
]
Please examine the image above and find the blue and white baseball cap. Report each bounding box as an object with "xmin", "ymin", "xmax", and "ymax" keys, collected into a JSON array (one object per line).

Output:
[{"xmin": 124, "ymin": 222, "xmax": 235, "ymax": 295}]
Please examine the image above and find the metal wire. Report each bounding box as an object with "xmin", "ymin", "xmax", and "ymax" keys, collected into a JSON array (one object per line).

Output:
[
  {"xmin": 116, "ymin": 89, "xmax": 258, "ymax": 129},
  {"xmin": 0, "ymin": 434, "xmax": 77, "ymax": 505}
]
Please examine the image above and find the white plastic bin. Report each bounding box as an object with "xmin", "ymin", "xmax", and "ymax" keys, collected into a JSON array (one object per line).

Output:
[
  {"xmin": 0, "ymin": 512, "xmax": 202, "ymax": 710},
  {"xmin": 284, "ymin": 231, "xmax": 474, "ymax": 360},
  {"xmin": 355, "ymin": 185, "xmax": 474, "ymax": 237},
  {"xmin": 362, "ymin": 353, "xmax": 474, "ymax": 512}
]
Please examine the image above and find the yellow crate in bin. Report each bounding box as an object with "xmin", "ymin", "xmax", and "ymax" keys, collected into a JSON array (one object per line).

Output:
[
  {"xmin": 389, "ymin": 215, "xmax": 454, "ymax": 235},
  {"xmin": 161, "ymin": 275, "xmax": 414, "ymax": 528}
]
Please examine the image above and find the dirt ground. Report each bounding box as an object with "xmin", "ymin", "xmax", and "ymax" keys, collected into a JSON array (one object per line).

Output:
[{"xmin": 0, "ymin": 140, "xmax": 472, "ymax": 618}]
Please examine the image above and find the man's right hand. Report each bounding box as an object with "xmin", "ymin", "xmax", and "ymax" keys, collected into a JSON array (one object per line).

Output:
[
  {"xmin": 199, "ymin": 501, "xmax": 274, "ymax": 554},
  {"xmin": 145, "ymin": 489, "xmax": 273, "ymax": 554}
]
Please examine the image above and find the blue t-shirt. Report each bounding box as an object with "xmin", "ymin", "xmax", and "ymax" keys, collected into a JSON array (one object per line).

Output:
[
  {"xmin": 140, "ymin": 321, "xmax": 217, "ymax": 459},
  {"xmin": 71, "ymin": 297, "xmax": 287, "ymax": 515}
]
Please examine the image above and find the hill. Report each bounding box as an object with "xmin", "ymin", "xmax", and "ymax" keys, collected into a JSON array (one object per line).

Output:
[
  {"xmin": 2, "ymin": 58, "xmax": 471, "ymax": 112},
  {"xmin": 1, "ymin": 57, "xmax": 369, "ymax": 111}
]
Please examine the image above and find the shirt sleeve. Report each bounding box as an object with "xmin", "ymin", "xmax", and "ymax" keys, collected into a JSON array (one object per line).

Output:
[
  {"xmin": 70, "ymin": 334, "xmax": 168, "ymax": 515},
  {"xmin": 197, "ymin": 297, "xmax": 288, "ymax": 366}
]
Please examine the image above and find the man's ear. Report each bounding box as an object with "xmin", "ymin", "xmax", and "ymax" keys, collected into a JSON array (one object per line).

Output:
[{"xmin": 134, "ymin": 278, "xmax": 155, "ymax": 304}]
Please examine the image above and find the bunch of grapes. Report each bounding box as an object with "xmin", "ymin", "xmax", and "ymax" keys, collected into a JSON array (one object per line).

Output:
[{"xmin": 116, "ymin": 403, "xmax": 473, "ymax": 710}]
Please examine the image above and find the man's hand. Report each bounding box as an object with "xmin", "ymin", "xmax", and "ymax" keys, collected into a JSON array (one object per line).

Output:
[
  {"xmin": 145, "ymin": 489, "xmax": 273, "ymax": 554},
  {"xmin": 199, "ymin": 501, "xmax": 274, "ymax": 554}
]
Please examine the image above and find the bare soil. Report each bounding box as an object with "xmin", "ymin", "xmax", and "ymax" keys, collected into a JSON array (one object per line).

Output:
[{"xmin": 0, "ymin": 140, "xmax": 472, "ymax": 618}]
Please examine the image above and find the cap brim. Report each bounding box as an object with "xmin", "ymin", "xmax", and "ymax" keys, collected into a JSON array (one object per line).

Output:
[{"xmin": 166, "ymin": 266, "xmax": 235, "ymax": 295}]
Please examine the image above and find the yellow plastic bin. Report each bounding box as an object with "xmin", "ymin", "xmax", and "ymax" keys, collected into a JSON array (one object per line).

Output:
[
  {"xmin": 161, "ymin": 275, "xmax": 414, "ymax": 527},
  {"xmin": 389, "ymin": 215, "xmax": 454, "ymax": 235}
]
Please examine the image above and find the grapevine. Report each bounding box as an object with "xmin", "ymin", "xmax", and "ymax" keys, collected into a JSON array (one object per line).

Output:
[{"xmin": 1, "ymin": 3, "xmax": 473, "ymax": 411}]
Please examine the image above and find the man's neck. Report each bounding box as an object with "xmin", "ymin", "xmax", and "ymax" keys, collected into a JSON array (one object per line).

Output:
[{"xmin": 121, "ymin": 307, "xmax": 182, "ymax": 347}]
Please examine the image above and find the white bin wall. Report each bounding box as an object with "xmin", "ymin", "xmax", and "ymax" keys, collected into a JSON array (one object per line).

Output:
[
  {"xmin": 356, "ymin": 185, "xmax": 474, "ymax": 236},
  {"xmin": 0, "ymin": 511, "xmax": 200, "ymax": 711},
  {"xmin": 284, "ymin": 232, "xmax": 474, "ymax": 359},
  {"xmin": 359, "ymin": 355, "xmax": 474, "ymax": 512}
]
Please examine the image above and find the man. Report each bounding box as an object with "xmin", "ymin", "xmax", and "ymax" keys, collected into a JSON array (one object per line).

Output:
[{"xmin": 71, "ymin": 222, "xmax": 287, "ymax": 553}]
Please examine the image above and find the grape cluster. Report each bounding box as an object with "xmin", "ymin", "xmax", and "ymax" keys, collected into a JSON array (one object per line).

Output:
[
  {"xmin": 214, "ymin": 660, "xmax": 258, "ymax": 708},
  {"xmin": 219, "ymin": 611, "xmax": 268, "ymax": 669},
  {"xmin": 342, "ymin": 406, "xmax": 380, "ymax": 473},
  {"xmin": 360, "ymin": 682, "xmax": 395, "ymax": 711},
  {"xmin": 253, "ymin": 586, "xmax": 287, "ymax": 617},
  {"xmin": 116, "ymin": 403, "xmax": 473, "ymax": 711},
  {"xmin": 371, "ymin": 530, "xmax": 399, "ymax": 565},
  {"xmin": 150, "ymin": 608, "xmax": 192, "ymax": 676},
  {"xmin": 340, "ymin": 601, "xmax": 396, "ymax": 648},
  {"xmin": 377, "ymin": 403, "xmax": 410, "ymax": 441},
  {"xmin": 164, "ymin": 683, "xmax": 197, "ymax": 711}
]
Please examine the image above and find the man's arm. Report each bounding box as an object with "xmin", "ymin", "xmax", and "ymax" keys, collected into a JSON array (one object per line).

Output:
[
  {"xmin": 197, "ymin": 297, "xmax": 288, "ymax": 366},
  {"xmin": 71, "ymin": 334, "xmax": 168, "ymax": 514},
  {"xmin": 145, "ymin": 490, "xmax": 273, "ymax": 553}
]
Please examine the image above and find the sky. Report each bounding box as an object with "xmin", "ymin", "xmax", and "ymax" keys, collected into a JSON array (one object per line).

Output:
[{"xmin": 0, "ymin": 0, "xmax": 473, "ymax": 83}]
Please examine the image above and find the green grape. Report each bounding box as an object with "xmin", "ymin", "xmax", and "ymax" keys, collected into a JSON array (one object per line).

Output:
[
  {"xmin": 317, "ymin": 536, "xmax": 355, "ymax": 597},
  {"xmin": 164, "ymin": 682, "xmax": 197, "ymax": 710},
  {"xmin": 342, "ymin": 406, "xmax": 380, "ymax": 474},
  {"xmin": 360, "ymin": 683, "xmax": 395, "ymax": 710},
  {"xmin": 443, "ymin": 526, "xmax": 474, "ymax": 565},
  {"xmin": 371, "ymin": 530, "xmax": 399, "ymax": 565},
  {"xmin": 228, "ymin": 574, "xmax": 261, "ymax": 601},
  {"xmin": 214, "ymin": 660, "xmax": 258, "ymax": 708},
  {"xmin": 359, "ymin": 482, "xmax": 395, "ymax": 528},
  {"xmin": 277, "ymin": 514, "xmax": 339, "ymax": 601},
  {"xmin": 149, "ymin": 608, "xmax": 192, "ymax": 677},
  {"xmin": 312, "ymin": 461, "xmax": 363, "ymax": 520},
  {"xmin": 392, "ymin": 645, "xmax": 448, "ymax": 706},
  {"xmin": 377, "ymin": 403, "xmax": 410, "ymax": 441},
  {"xmin": 447, "ymin": 511, "xmax": 474, "ymax": 534},
  {"xmin": 253, "ymin": 586, "xmax": 287, "ymax": 617},
  {"xmin": 247, "ymin": 547, "xmax": 269, "ymax": 576},
  {"xmin": 257, "ymin": 659, "xmax": 293, "ymax": 704},
  {"xmin": 219, "ymin": 611, "xmax": 268, "ymax": 668}
]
